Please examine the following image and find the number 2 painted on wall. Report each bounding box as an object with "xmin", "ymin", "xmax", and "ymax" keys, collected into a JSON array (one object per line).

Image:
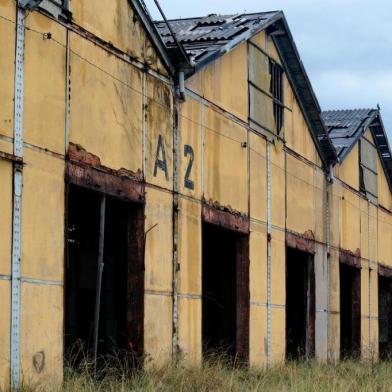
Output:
[{"xmin": 184, "ymin": 144, "xmax": 194, "ymax": 190}]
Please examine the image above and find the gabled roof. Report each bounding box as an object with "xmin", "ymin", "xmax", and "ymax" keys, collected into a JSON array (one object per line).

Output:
[
  {"xmin": 155, "ymin": 12, "xmax": 337, "ymax": 166},
  {"xmin": 322, "ymin": 109, "xmax": 392, "ymax": 189},
  {"xmin": 155, "ymin": 12, "xmax": 281, "ymax": 68}
]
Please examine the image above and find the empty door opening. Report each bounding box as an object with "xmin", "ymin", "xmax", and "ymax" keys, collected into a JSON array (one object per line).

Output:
[
  {"xmin": 202, "ymin": 222, "xmax": 249, "ymax": 362},
  {"xmin": 285, "ymin": 247, "xmax": 315, "ymax": 360},
  {"xmin": 340, "ymin": 263, "xmax": 361, "ymax": 358},
  {"xmin": 65, "ymin": 185, "xmax": 144, "ymax": 366},
  {"xmin": 379, "ymin": 274, "xmax": 392, "ymax": 359}
]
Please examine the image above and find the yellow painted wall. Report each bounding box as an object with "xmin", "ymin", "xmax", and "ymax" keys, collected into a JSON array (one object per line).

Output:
[
  {"xmin": 337, "ymin": 144, "xmax": 360, "ymax": 191},
  {"xmin": 21, "ymin": 150, "xmax": 65, "ymax": 281},
  {"xmin": 0, "ymin": 160, "xmax": 12, "ymax": 277},
  {"xmin": 20, "ymin": 284, "xmax": 63, "ymax": 385},
  {"xmin": 72, "ymin": 0, "xmax": 168, "ymax": 75},
  {"xmin": 177, "ymin": 198, "xmax": 202, "ymax": 362},
  {"xmin": 186, "ymin": 42, "xmax": 248, "ymax": 122},
  {"xmin": 144, "ymin": 188, "xmax": 173, "ymax": 363},
  {"xmin": 24, "ymin": 13, "xmax": 66, "ymax": 154},
  {"xmin": 0, "ymin": 0, "xmax": 15, "ymax": 138},
  {"xmin": 203, "ymin": 107, "xmax": 248, "ymax": 213},
  {"xmin": 70, "ymin": 32, "xmax": 144, "ymax": 172}
]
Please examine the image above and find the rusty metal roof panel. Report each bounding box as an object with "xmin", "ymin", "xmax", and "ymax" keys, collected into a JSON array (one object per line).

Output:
[{"xmin": 155, "ymin": 12, "xmax": 280, "ymax": 64}]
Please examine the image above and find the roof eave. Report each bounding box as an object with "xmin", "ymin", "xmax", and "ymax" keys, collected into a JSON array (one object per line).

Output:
[
  {"xmin": 129, "ymin": 0, "xmax": 177, "ymax": 76},
  {"xmin": 369, "ymin": 112, "xmax": 392, "ymax": 192},
  {"xmin": 271, "ymin": 15, "xmax": 337, "ymax": 166}
]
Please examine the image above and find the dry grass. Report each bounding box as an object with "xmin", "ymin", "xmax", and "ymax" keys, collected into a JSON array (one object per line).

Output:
[{"xmin": 17, "ymin": 355, "xmax": 392, "ymax": 392}]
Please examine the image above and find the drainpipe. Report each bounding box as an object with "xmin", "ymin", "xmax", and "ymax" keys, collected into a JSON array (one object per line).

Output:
[
  {"xmin": 327, "ymin": 163, "xmax": 334, "ymax": 184},
  {"xmin": 177, "ymin": 70, "xmax": 186, "ymax": 102}
]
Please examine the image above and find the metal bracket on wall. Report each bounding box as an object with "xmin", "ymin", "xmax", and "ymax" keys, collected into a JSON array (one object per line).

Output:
[{"xmin": 11, "ymin": 3, "xmax": 26, "ymax": 389}]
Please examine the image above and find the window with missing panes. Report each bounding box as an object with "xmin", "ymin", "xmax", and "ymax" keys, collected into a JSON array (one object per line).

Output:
[
  {"xmin": 248, "ymin": 42, "xmax": 284, "ymax": 136},
  {"xmin": 39, "ymin": 0, "xmax": 69, "ymax": 19},
  {"xmin": 359, "ymin": 135, "xmax": 378, "ymax": 202},
  {"xmin": 269, "ymin": 59, "xmax": 284, "ymax": 134}
]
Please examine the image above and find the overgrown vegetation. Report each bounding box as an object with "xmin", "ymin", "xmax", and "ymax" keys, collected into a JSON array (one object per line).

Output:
[{"xmin": 18, "ymin": 355, "xmax": 392, "ymax": 392}]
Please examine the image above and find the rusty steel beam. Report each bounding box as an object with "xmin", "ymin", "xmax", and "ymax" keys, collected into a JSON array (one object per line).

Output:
[
  {"xmin": 286, "ymin": 230, "xmax": 316, "ymax": 254},
  {"xmin": 127, "ymin": 205, "xmax": 145, "ymax": 361},
  {"xmin": 202, "ymin": 203, "xmax": 249, "ymax": 234},
  {"xmin": 66, "ymin": 144, "xmax": 144, "ymax": 203},
  {"xmin": 0, "ymin": 151, "xmax": 23, "ymax": 164},
  {"xmin": 236, "ymin": 235, "xmax": 250, "ymax": 363},
  {"xmin": 339, "ymin": 249, "xmax": 361, "ymax": 269},
  {"xmin": 379, "ymin": 264, "xmax": 392, "ymax": 279}
]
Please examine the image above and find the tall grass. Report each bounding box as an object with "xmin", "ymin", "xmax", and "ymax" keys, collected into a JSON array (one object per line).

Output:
[{"xmin": 17, "ymin": 355, "xmax": 392, "ymax": 391}]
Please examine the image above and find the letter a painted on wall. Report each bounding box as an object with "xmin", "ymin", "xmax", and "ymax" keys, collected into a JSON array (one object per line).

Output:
[{"xmin": 154, "ymin": 134, "xmax": 169, "ymax": 181}]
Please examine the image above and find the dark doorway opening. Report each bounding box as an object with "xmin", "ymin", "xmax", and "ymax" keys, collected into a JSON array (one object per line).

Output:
[
  {"xmin": 379, "ymin": 274, "xmax": 392, "ymax": 359},
  {"xmin": 202, "ymin": 222, "xmax": 249, "ymax": 362},
  {"xmin": 65, "ymin": 185, "xmax": 144, "ymax": 367},
  {"xmin": 340, "ymin": 262, "xmax": 361, "ymax": 358},
  {"xmin": 285, "ymin": 247, "xmax": 315, "ymax": 360}
]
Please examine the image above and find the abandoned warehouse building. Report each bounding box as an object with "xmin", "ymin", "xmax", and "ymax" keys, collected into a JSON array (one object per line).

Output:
[{"xmin": 0, "ymin": 0, "xmax": 392, "ymax": 388}]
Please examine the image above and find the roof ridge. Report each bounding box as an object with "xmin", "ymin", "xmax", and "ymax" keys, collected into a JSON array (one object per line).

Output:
[
  {"xmin": 155, "ymin": 11, "xmax": 281, "ymax": 24},
  {"xmin": 322, "ymin": 108, "xmax": 376, "ymax": 113}
]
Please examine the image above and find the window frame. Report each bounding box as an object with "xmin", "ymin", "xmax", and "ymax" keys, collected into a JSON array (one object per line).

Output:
[{"xmin": 359, "ymin": 136, "xmax": 378, "ymax": 201}]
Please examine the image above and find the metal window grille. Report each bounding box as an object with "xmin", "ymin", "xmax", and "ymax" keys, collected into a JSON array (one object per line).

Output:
[{"xmin": 269, "ymin": 59, "xmax": 284, "ymax": 134}]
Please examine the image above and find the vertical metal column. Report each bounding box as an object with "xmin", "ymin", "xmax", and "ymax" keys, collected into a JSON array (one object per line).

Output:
[
  {"xmin": 11, "ymin": 3, "xmax": 26, "ymax": 388},
  {"xmin": 65, "ymin": 27, "xmax": 71, "ymax": 152},
  {"xmin": 367, "ymin": 201, "xmax": 371, "ymax": 352},
  {"xmin": 93, "ymin": 196, "xmax": 106, "ymax": 371},
  {"xmin": 172, "ymin": 102, "xmax": 180, "ymax": 361},
  {"xmin": 266, "ymin": 142, "xmax": 272, "ymax": 366},
  {"xmin": 325, "ymin": 179, "xmax": 331, "ymax": 359},
  {"xmin": 142, "ymin": 72, "xmax": 147, "ymax": 176}
]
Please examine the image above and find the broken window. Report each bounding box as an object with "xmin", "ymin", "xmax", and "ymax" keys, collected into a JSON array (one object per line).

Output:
[
  {"xmin": 378, "ymin": 273, "xmax": 392, "ymax": 359},
  {"xmin": 269, "ymin": 59, "xmax": 284, "ymax": 134},
  {"xmin": 285, "ymin": 247, "xmax": 315, "ymax": 360},
  {"xmin": 202, "ymin": 222, "xmax": 249, "ymax": 362},
  {"xmin": 248, "ymin": 42, "xmax": 284, "ymax": 136},
  {"xmin": 340, "ymin": 262, "xmax": 361, "ymax": 358},
  {"xmin": 359, "ymin": 136, "xmax": 378, "ymax": 202},
  {"xmin": 39, "ymin": 0, "xmax": 70, "ymax": 19},
  {"xmin": 65, "ymin": 185, "xmax": 144, "ymax": 368}
]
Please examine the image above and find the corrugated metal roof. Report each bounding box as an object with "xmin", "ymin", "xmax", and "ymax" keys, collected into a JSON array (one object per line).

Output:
[
  {"xmin": 155, "ymin": 12, "xmax": 280, "ymax": 66},
  {"xmin": 322, "ymin": 109, "xmax": 392, "ymax": 190},
  {"xmin": 322, "ymin": 109, "xmax": 375, "ymax": 157}
]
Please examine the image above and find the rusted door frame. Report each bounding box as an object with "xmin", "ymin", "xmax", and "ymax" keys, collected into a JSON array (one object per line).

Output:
[
  {"xmin": 64, "ymin": 182, "xmax": 146, "ymax": 363},
  {"xmin": 202, "ymin": 203, "xmax": 250, "ymax": 362},
  {"xmin": 339, "ymin": 251, "xmax": 361, "ymax": 357},
  {"xmin": 378, "ymin": 265, "xmax": 392, "ymax": 356},
  {"xmin": 305, "ymin": 254, "xmax": 315, "ymax": 358},
  {"xmin": 285, "ymin": 232, "xmax": 316, "ymax": 359}
]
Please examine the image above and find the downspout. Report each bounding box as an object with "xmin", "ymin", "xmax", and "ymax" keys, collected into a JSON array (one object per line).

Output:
[
  {"xmin": 326, "ymin": 162, "xmax": 333, "ymax": 360},
  {"xmin": 177, "ymin": 70, "xmax": 186, "ymax": 102}
]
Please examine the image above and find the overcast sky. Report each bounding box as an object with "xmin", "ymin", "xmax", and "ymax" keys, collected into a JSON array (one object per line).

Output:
[{"xmin": 145, "ymin": 0, "xmax": 392, "ymax": 140}]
